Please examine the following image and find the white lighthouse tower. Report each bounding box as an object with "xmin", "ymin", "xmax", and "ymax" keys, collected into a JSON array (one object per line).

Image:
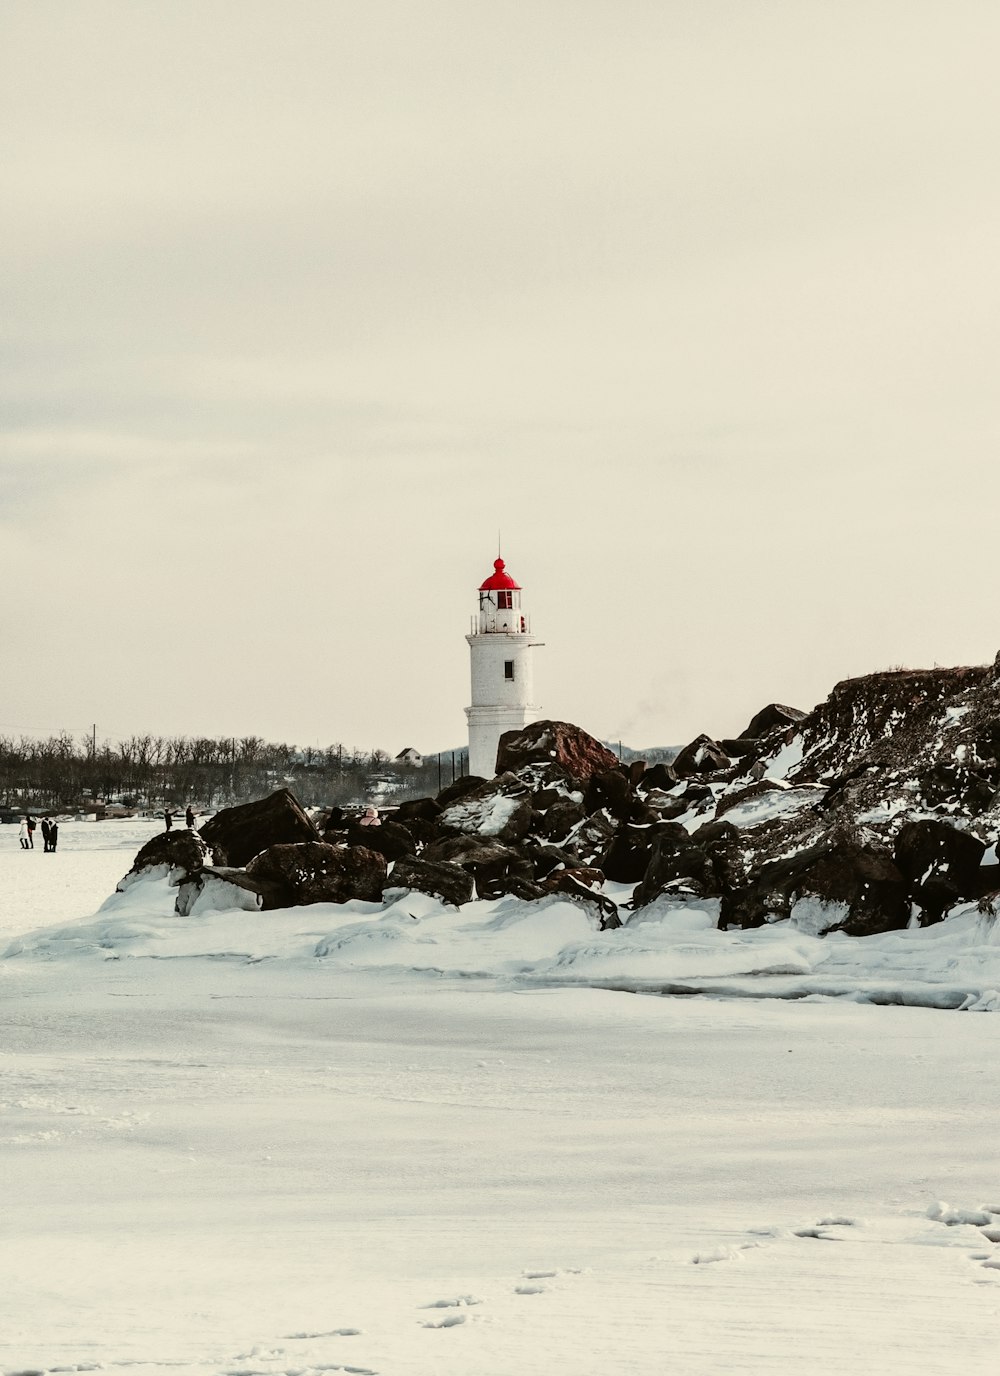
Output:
[{"xmin": 465, "ymin": 556, "xmax": 543, "ymax": 779}]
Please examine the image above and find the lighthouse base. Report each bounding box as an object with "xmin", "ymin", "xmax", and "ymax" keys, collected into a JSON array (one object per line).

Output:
[{"xmin": 465, "ymin": 704, "xmax": 536, "ymax": 780}]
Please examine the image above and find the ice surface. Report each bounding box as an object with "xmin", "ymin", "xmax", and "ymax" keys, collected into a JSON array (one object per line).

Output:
[{"xmin": 4, "ymin": 821, "xmax": 1000, "ymax": 1374}]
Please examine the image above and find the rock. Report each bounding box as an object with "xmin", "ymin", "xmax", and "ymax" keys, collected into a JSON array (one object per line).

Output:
[
  {"xmin": 740, "ymin": 703, "xmax": 807, "ymax": 739},
  {"xmin": 638, "ymin": 762, "xmax": 679, "ymax": 792},
  {"xmin": 723, "ymin": 831, "xmax": 908, "ymax": 936},
  {"xmin": 535, "ymin": 870, "xmax": 620, "ymax": 928},
  {"xmin": 423, "ymin": 835, "xmax": 527, "ymax": 888},
  {"xmin": 130, "ymin": 827, "xmax": 213, "ymax": 881},
  {"xmin": 601, "ymin": 823, "xmax": 659, "ymax": 884},
  {"xmin": 631, "ymin": 822, "xmax": 708, "ymax": 907},
  {"xmin": 524, "ymin": 841, "xmax": 580, "ymax": 880},
  {"xmin": 585, "ymin": 768, "xmax": 632, "ymax": 819},
  {"xmin": 894, "ymin": 819, "xmax": 986, "ymax": 922},
  {"xmin": 435, "ymin": 776, "xmax": 487, "ymax": 808},
  {"xmin": 672, "ymin": 735, "xmax": 731, "ymax": 777},
  {"xmin": 383, "ymin": 856, "xmax": 474, "ymax": 907},
  {"xmin": 394, "ymin": 797, "xmax": 443, "ymax": 822},
  {"xmin": 495, "ymin": 719, "xmax": 619, "ymax": 783},
  {"xmin": 199, "ymin": 788, "xmax": 320, "ymax": 868},
  {"xmin": 246, "ymin": 842, "xmax": 386, "ymax": 907},
  {"xmin": 562, "ymin": 809, "xmax": 617, "ymax": 866},
  {"xmin": 540, "ymin": 797, "xmax": 587, "ymax": 842},
  {"xmin": 437, "ymin": 774, "xmax": 534, "ymax": 843},
  {"xmin": 175, "ymin": 866, "xmax": 282, "ymax": 916},
  {"xmin": 345, "ymin": 818, "xmax": 416, "ymax": 862}
]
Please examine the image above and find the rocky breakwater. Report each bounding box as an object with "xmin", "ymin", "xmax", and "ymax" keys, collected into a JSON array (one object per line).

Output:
[{"xmin": 110, "ymin": 662, "xmax": 1000, "ymax": 944}]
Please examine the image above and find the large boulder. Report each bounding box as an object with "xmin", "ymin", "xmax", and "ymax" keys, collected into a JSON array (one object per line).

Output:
[
  {"xmin": 437, "ymin": 774, "xmax": 534, "ymax": 843},
  {"xmin": 175, "ymin": 866, "xmax": 283, "ymax": 916},
  {"xmin": 246, "ymin": 842, "xmax": 386, "ymax": 908},
  {"xmin": 345, "ymin": 818, "xmax": 416, "ymax": 862},
  {"xmin": 894, "ymin": 819, "xmax": 987, "ymax": 923},
  {"xmin": 495, "ymin": 720, "xmax": 619, "ymax": 783},
  {"xmin": 723, "ymin": 830, "xmax": 908, "ymax": 936},
  {"xmin": 435, "ymin": 775, "xmax": 487, "ymax": 808},
  {"xmin": 422, "ymin": 835, "xmax": 533, "ymax": 894},
  {"xmin": 672, "ymin": 735, "xmax": 731, "ymax": 777},
  {"xmin": 199, "ymin": 788, "xmax": 320, "ymax": 868},
  {"xmin": 383, "ymin": 856, "xmax": 474, "ymax": 907},
  {"xmin": 631, "ymin": 822, "xmax": 720, "ymax": 907},
  {"xmin": 740, "ymin": 703, "xmax": 807, "ymax": 740},
  {"xmin": 130, "ymin": 827, "xmax": 213, "ymax": 880},
  {"xmin": 394, "ymin": 796, "xmax": 443, "ymax": 823},
  {"xmin": 540, "ymin": 797, "xmax": 587, "ymax": 842},
  {"xmin": 584, "ymin": 768, "xmax": 632, "ymax": 819}
]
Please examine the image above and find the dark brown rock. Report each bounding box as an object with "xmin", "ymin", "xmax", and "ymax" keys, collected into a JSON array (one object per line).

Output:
[
  {"xmin": 199, "ymin": 789, "xmax": 320, "ymax": 868},
  {"xmin": 740, "ymin": 703, "xmax": 807, "ymax": 740},
  {"xmin": 345, "ymin": 818, "xmax": 416, "ymax": 862},
  {"xmin": 246, "ymin": 841, "xmax": 386, "ymax": 907},
  {"xmin": 672, "ymin": 735, "xmax": 732, "ymax": 777},
  {"xmin": 894, "ymin": 819, "xmax": 986, "ymax": 922},
  {"xmin": 131, "ymin": 827, "xmax": 213, "ymax": 879},
  {"xmin": 540, "ymin": 797, "xmax": 587, "ymax": 842},
  {"xmin": 722, "ymin": 831, "xmax": 908, "ymax": 936},
  {"xmin": 423, "ymin": 835, "xmax": 526, "ymax": 887},
  {"xmin": 395, "ymin": 796, "xmax": 443, "ymax": 822},
  {"xmin": 383, "ymin": 856, "xmax": 474, "ymax": 907},
  {"xmin": 638, "ymin": 762, "xmax": 679, "ymax": 792},
  {"xmin": 585, "ymin": 768, "xmax": 632, "ymax": 818},
  {"xmin": 435, "ymin": 775, "xmax": 487, "ymax": 808},
  {"xmin": 495, "ymin": 720, "xmax": 619, "ymax": 783}
]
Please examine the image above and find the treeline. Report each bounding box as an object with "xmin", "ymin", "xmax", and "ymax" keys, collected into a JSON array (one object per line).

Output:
[{"xmin": 0, "ymin": 733, "xmax": 456, "ymax": 812}]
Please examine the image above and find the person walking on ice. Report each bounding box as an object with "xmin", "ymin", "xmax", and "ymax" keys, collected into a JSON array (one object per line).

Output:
[{"xmin": 18, "ymin": 818, "xmax": 29, "ymax": 849}]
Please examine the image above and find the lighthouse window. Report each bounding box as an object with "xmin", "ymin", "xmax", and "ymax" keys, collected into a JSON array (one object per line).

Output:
[
  {"xmin": 504, "ymin": 660, "xmax": 515, "ymax": 681},
  {"xmin": 497, "ymin": 590, "xmax": 513, "ymax": 610}
]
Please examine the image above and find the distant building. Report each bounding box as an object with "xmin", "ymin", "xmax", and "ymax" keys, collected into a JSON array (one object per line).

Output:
[
  {"xmin": 465, "ymin": 556, "xmax": 544, "ymax": 779},
  {"xmin": 394, "ymin": 747, "xmax": 423, "ymax": 767}
]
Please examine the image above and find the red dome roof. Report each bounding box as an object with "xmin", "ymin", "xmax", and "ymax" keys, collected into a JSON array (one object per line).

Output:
[{"xmin": 479, "ymin": 557, "xmax": 521, "ymax": 591}]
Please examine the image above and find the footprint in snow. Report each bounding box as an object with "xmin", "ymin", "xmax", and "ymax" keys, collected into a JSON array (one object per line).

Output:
[
  {"xmin": 419, "ymin": 1296, "xmax": 481, "ymax": 1309},
  {"xmin": 421, "ymin": 1312, "xmax": 467, "ymax": 1329},
  {"xmin": 515, "ymin": 1284, "xmax": 546, "ymax": 1294}
]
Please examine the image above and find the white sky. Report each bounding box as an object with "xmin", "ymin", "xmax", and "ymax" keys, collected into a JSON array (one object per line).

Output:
[{"xmin": 3, "ymin": 0, "xmax": 999, "ymax": 756}]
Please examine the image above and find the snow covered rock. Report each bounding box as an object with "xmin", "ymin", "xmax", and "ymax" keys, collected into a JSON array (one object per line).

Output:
[
  {"xmin": 245, "ymin": 841, "xmax": 386, "ymax": 907},
  {"xmin": 723, "ymin": 830, "xmax": 908, "ymax": 936},
  {"xmin": 437, "ymin": 773, "xmax": 533, "ymax": 843},
  {"xmin": 383, "ymin": 856, "xmax": 475, "ymax": 907},
  {"xmin": 422, "ymin": 835, "xmax": 534, "ymax": 896},
  {"xmin": 672, "ymin": 734, "xmax": 732, "ymax": 777},
  {"xmin": 199, "ymin": 788, "xmax": 320, "ymax": 867},
  {"xmin": 174, "ymin": 866, "xmax": 280, "ymax": 916}
]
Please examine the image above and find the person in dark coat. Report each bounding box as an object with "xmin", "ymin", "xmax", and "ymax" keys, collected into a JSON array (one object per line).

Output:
[
  {"xmin": 49, "ymin": 820, "xmax": 59, "ymax": 852},
  {"xmin": 185, "ymin": 806, "xmax": 195, "ymax": 828},
  {"xmin": 40, "ymin": 817, "xmax": 52, "ymax": 851},
  {"xmin": 25, "ymin": 814, "xmax": 36, "ymax": 848},
  {"xmin": 164, "ymin": 808, "xmax": 173, "ymax": 830}
]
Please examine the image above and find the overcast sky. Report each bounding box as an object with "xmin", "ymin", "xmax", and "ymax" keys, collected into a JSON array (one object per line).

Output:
[{"xmin": 3, "ymin": 0, "xmax": 999, "ymax": 757}]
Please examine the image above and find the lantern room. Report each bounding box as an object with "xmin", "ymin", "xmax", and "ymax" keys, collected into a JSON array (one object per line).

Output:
[{"xmin": 473, "ymin": 558, "xmax": 529, "ymax": 636}]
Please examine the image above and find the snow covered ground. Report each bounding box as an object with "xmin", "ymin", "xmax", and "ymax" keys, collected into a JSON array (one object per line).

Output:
[{"xmin": 3, "ymin": 821, "xmax": 1000, "ymax": 1374}]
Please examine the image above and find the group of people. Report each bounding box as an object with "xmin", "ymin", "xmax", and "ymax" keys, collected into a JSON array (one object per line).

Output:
[
  {"xmin": 164, "ymin": 806, "xmax": 198, "ymax": 830},
  {"xmin": 18, "ymin": 814, "xmax": 59, "ymax": 851}
]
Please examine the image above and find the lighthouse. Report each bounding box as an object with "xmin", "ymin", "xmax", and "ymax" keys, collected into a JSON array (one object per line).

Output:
[{"xmin": 465, "ymin": 556, "xmax": 543, "ymax": 779}]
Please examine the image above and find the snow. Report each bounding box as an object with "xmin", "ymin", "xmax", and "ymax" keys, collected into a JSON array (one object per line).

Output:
[
  {"xmin": 437, "ymin": 790, "xmax": 523, "ymax": 836},
  {"xmin": 4, "ymin": 820, "xmax": 1000, "ymax": 1374}
]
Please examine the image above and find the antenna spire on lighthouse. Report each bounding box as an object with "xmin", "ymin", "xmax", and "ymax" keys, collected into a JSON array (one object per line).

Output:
[{"xmin": 465, "ymin": 554, "xmax": 544, "ymax": 779}]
